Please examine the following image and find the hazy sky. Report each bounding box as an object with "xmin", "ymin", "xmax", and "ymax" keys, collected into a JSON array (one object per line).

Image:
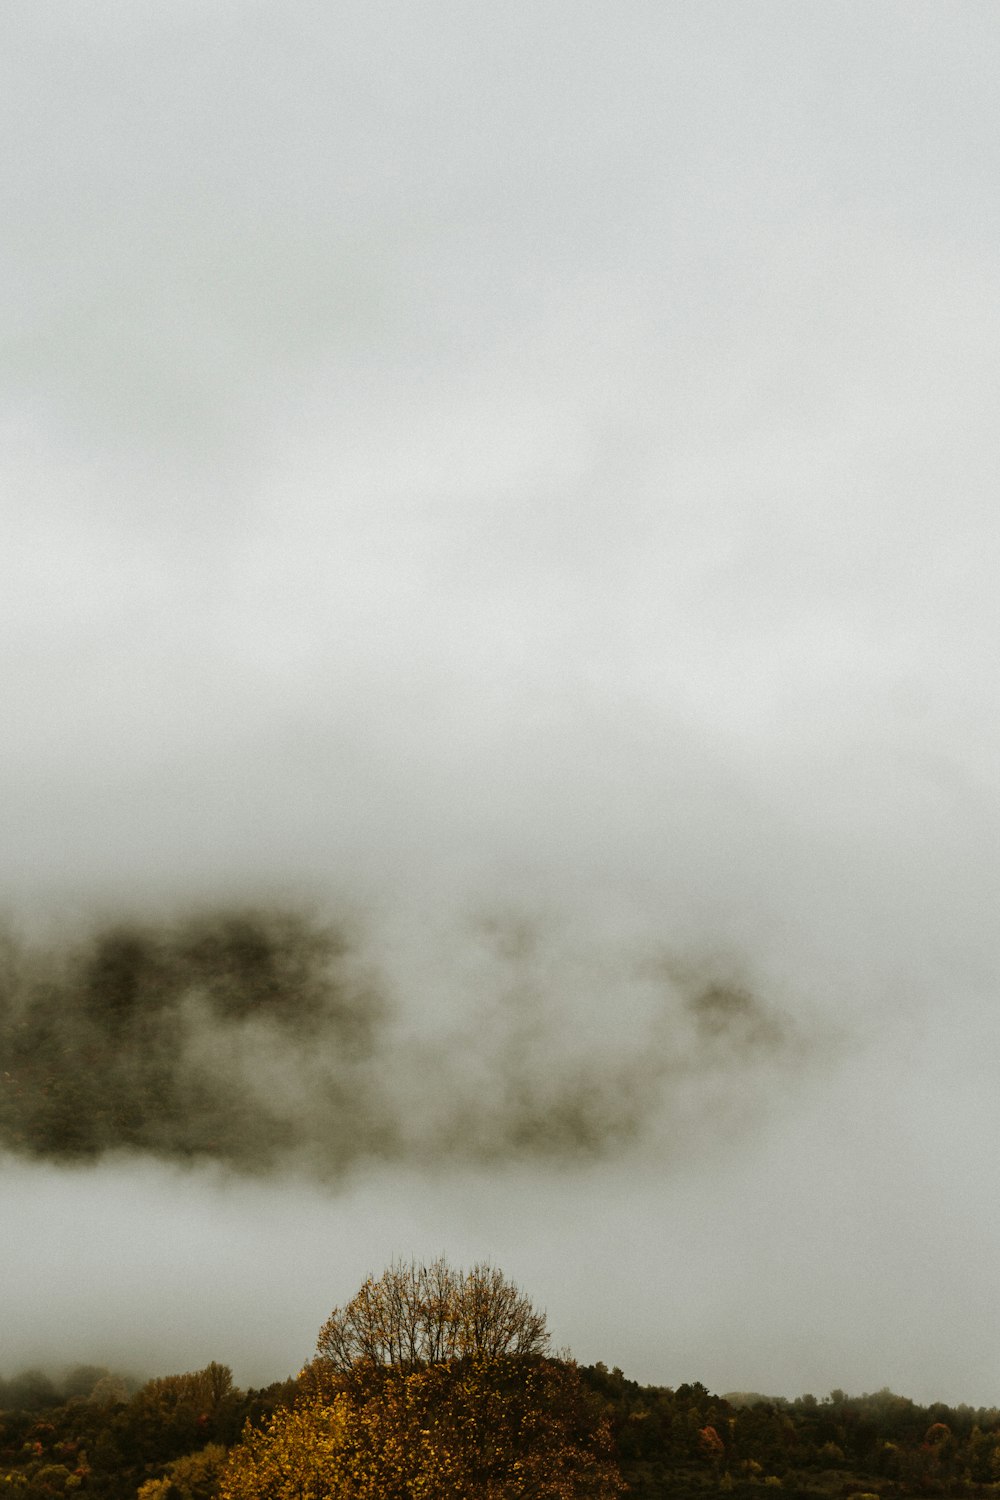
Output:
[{"xmin": 3, "ymin": 1, "xmax": 1000, "ymax": 1405}]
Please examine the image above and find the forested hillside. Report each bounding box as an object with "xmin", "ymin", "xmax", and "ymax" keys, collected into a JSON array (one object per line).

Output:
[
  {"xmin": 0, "ymin": 1363, "xmax": 293, "ymax": 1499},
  {"xmin": 582, "ymin": 1366, "xmax": 1000, "ymax": 1499},
  {"xmin": 4, "ymin": 1358, "xmax": 1000, "ymax": 1500}
]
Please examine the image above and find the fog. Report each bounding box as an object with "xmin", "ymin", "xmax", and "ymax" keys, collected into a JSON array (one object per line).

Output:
[
  {"xmin": 0, "ymin": 907, "xmax": 804, "ymax": 1173},
  {"xmin": 3, "ymin": 0, "xmax": 1000, "ymax": 1405}
]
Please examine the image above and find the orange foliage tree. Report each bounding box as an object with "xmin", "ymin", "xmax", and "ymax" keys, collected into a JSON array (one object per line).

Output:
[
  {"xmin": 315, "ymin": 1257, "xmax": 549, "ymax": 1371},
  {"xmin": 220, "ymin": 1259, "xmax": 623, "ymax": 1500}
]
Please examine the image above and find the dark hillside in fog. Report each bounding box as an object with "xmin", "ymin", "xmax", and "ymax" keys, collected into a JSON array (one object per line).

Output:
[{"xmin": 3, "ymin": 1354, "xmax": 998, "ymax": 1500}]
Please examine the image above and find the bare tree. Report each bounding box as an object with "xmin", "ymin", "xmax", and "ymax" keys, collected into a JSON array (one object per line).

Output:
[{"xmin": 315, "ymin": 1257, "xmax": 548, "ymax": 1372}]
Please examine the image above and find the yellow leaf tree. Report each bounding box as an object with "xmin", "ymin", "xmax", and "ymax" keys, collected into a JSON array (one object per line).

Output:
[{"xmin": 220, "ymin": 1260, "xmax": 623, "ymax": 1500}]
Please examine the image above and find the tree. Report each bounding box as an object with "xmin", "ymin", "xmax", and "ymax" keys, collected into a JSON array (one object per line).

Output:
[
  {"xmin": 135, "ymin": 1443, "xmax": 228, "ymax": 1500},
  {"xmin": 221, "ymin": 1362, "xmax": 622, "ymax": 1500},
  {"xmin": 221, "ymin": 1259, "xmax": 623, "ymax": 1500},
  {"xmin": 126, "ymin": 1364, "xmax": 237, "ymax": 1466},
  {"xmin": 218, "ymin": 1397, "xmax": 356, "ymax": 1500},
  {"xmin": 315, "ymin": 1257, "xmax": 549, "ymax": 1373}
]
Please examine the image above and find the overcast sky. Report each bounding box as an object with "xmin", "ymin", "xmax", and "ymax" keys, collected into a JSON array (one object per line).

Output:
[{"xmin": 3, "ymin": 0, "xmax": 1000, "ymax": 1406}]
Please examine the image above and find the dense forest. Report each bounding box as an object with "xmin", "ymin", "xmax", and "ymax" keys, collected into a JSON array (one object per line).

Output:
[{"xmin": 4, "ymin": 1354, "xmax": 1000, "ymax": 1499}]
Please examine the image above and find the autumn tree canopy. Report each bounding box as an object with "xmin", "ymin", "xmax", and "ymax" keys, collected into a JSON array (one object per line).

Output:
[
  {"xmin": 220, "ymin": 1258, "xmax": 623, "ymax": 1500},
  {"xmin": 315, "ymin": 1256, "xmax": 549, "ymax": 1373}
]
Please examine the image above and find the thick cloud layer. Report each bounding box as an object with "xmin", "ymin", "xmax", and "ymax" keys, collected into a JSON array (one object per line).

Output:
[
  {"xmin": 0, "ymin": 908, "xmax": 801, "ymax": 1175},
  {"xmin": 2, "ymin": 0, "xmax": 1000, "ymax": 1405}
]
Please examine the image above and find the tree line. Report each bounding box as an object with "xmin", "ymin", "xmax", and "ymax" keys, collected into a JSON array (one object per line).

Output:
[{"xmin": 3, "ymin": 1261, "xmax": 1000, "ymax": 1499}]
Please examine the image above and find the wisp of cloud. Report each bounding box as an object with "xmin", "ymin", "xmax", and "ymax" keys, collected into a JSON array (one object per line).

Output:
[{"xmin": 0, "ymin": 906, "xmax": 805, "ymax": 1181}]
